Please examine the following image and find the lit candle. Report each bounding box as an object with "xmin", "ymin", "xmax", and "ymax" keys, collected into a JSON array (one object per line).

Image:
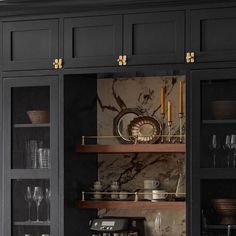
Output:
[
  {"xmin": 161, "ymin": 87, "xmax": 165, "ymax": 114},
  {"xmin": 179, "ymin": 81, "xmax": 184, "ymax": 114},
  {"xmin": 168, "ymin": 101, "xmax": 172, "ymax": 122}
]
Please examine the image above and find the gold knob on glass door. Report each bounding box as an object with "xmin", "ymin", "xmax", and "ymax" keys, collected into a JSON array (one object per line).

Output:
[
  {"xmin": 53, "ymin": 58, "xmax": 63, "ymax": 69},
  {"xmin": 186, "ymin": 52, "xmax": 195, "ymax": 64}
]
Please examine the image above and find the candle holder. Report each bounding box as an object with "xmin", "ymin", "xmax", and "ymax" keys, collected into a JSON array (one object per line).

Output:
[
  {"xmin": 161, "ymin": 113, "xmax": 165, "ymax": 143},
  {"xmin": 179, "ymin": 113, "xmax": 184, "ymax": 143},
  {"xmin": 168, "ymin": 121, "xmax": 172, "ymax": 143}
]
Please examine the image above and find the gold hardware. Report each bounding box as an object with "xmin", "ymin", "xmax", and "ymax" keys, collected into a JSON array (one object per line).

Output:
[
  {"xmin": 53, "ymin": 58, "xmax": 63, "ymax": 69},
  {"xmin": 117, "ymin": 55, "xmax": 127, "ymax": 66},
  {"xmin": 186, "ymin": 52, "xmax": 195, "ymax": 64}
]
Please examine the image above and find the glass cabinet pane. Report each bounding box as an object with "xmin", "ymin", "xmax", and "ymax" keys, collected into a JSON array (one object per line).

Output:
[
  {"xmin": 12, "ymin": 179, "xmax": 50, "ymax": 236},
  {"xmin": 11, "ymin": 86, "xmax": 50, "ymax": 169}
]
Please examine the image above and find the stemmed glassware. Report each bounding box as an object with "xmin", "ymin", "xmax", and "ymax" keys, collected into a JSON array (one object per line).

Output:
[
  {"xmin": 24, "ymin": 186, "xmax": 33, "ymax": 222},
  {"xmin": 223, "ymin": 135, "xmax": 231, "ymax": 168},
  {"xmin": 33, "ymin": 186, "xmax": 43, "ymax": 222},
  {"xmin": 45, "ymin": 188, "xmax": 51, "ymax": 222},
  {"xmin": 231, "ymin": 135, "xmax": 236, "ymax": 168},
  {"xmin": 154, "ymin": 212, "xmax": 162, "ymax": 235},
  {"xmin": 209, "ymin": 134, "xmax": 220, "ymax": 168}
]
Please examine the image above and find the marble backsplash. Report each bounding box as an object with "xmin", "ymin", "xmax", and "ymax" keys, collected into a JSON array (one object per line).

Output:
[{"xmin": 97, "ymin": 76, "xmax": 186, "ymax": 236}]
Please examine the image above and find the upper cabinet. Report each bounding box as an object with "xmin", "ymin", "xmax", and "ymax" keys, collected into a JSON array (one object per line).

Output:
[
  {"xmin": 64, "ymin": 15, "xmax": 123, "ymax": 68},
  {"xmin": 123, "ymin": 11, "xmax": 185, "ymax": 65},
  {"xmin": 2, "ymin": 19, "xmax": 59, "ymax": 71},
  {"xmin": 64, "ymin": 11, "xmax": 185, "ymax": 68},
  {"xmin": 190, "ymin": 8, "xmax": 236, "ymax": 63}
]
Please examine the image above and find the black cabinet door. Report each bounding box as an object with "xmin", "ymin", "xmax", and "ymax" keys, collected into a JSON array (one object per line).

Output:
[
  {"xmin": 123, "ymin": 11, "xmax": 185, "ymax": 65},
  {"xmin": 3, "ymin": 19, "xmax": 59, "ymax": 71},
  {"xmin": 64, "ymin": 15, "xmax": 122, "ymax": 68},
  {"xmin": 191, "ymin": 8, "xmax": 236, "ymax": 63}
]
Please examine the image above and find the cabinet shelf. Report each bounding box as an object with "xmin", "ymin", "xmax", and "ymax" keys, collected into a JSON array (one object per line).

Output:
[
  {"xmin": 13, "ymin": 123, "xmax": 50, "ymax": 128},
  {"xmin": 10, "ymin": 169, "xmax": 50, "ymax": 179},
  {"xmin": 76, "ymin": 144, "xmax": 186, "ymax": 153},
  {"xmin": 202, "ymin": 120, "xmax": 236, "ymax": 124},
  {"xmin": 76, "ymin": 200, "xmax": 185, "ymax": 209},
  {"xmin": 206, "ymin": 224, "xmax": 236, "ymax": 230},
  {"xmin": 200, "ymin": 168, "xmax": 236, "ymax": 179},
  {"xmin": 13, "ymin": 221, "xmax": 50, "ymax": 226}
]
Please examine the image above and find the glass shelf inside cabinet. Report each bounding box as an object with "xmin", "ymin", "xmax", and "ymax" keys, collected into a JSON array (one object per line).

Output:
[
  {"xmin": 12, "ymin": 179, "xmax": 51, "ymax": 236},
  {"xmin": 12, "ymin": 86, "xmax": 51, "ymax": 170},
  {"xmin": 200, "ymin": 79, "xmax": 236, "ymax": 169}
]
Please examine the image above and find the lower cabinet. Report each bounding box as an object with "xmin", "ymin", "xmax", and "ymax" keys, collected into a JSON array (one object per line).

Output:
[
  {"xmin": 190, "ymin": 68, "xmax": 236, "ymax": 236},
  {"xmin": 2, "ymin": 76, "xmax": 59, "ymax": 236}
]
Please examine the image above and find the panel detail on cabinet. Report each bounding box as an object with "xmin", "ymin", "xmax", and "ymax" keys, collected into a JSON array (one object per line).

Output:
[
  {"xmin": 64, "ymin": 15, "xmax": 122, "ymax": 68},
  {"xmin": 124, "ymin": 11, "xmax": 185, "ymax": 65},
  {"xmin": 3, "ymin": 19, "xmax": 59, "ymax": 71},
  {"xmin": 191, "ymin": 8, "xmax": 236, "ymax": 62}
]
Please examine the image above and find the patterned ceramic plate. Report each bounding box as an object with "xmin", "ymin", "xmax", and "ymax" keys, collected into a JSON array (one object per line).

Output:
[{"xmin": 128, "ymin": 116, "xmax": 161, "ymax": 144}]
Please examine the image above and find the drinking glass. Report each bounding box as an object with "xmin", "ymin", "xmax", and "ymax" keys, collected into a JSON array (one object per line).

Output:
[
  {"xmin": 223, "ymin": 135, "xmax": 231, "ymax": 168},
  {"xmin": 209, "ymin": 134, "xmax": 220, "ymax": 168},
  {"xmin": 154, "ymin": 212, "xmax": 162, "ymax": 235},
  {"xmin": 24, "ymin": 186, "xmax": 32, "ymax": 222},
  {"xmin": 231, "ymin": 135, "xmax": 236, "ymax": 168},
  {"xmin": 38, "ymin": 148, "xmax": 50, "ymax": 169},
  {"xmin": 45, "ymin": 188, "xmax": 51, "ymax": 222},
  {"xmin": 33, "ymin": 186, "xmax": 43, "ymax": 222}
]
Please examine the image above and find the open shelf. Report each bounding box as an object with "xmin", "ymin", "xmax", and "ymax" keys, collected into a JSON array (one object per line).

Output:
[
  {"xmin": 202, "ymin": 120, "xmax": 236, "ymax": 124},
  {"xmin": 76, "ymin": 200, "xmax": 185, "ymax": 209},
  {"xmin": 76, "ymin": 144, "xmax": 186, "ymax": 153},
  {"xmin": 13, "ymin": 221, "xmax": 50, "ymax": 226},
  {"xmin": 13, "ymin": 123, "xmax": 50, "ymax": 128}
]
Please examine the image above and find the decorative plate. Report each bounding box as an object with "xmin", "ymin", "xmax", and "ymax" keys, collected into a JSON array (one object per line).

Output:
[{"xmin": 128, "ymin": 116, "xmax": 161, "ymax": 144}]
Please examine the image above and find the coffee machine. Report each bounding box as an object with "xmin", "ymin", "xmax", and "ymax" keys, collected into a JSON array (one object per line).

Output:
[{"xmin": 90, "ymin": 217, "xmax": 146, "ymax": 236}]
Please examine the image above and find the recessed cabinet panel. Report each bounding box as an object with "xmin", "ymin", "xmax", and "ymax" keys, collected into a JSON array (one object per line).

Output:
[
  {"xmin": 191, "ymin": 8, "xmax": 236, "ymax": 62},
  {"xmin": 3, "ymin": 19, "xmax": 59, "ymax": 71},
  {"xmin": 64, "ymin": 16, "xmax": 122, "ymax": 68},
  {"xmin": 124, "ymin": 11, "xmax": 185, "ymax": 65}
]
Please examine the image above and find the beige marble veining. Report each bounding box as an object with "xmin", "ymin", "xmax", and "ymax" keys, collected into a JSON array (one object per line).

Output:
[{"xmin": 97, "ymin": 76, "xmax": 186, "ymax": 236}]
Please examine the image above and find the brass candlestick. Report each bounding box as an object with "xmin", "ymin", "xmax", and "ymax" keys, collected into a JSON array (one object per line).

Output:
[
  {"xmin": 179, "ymin": 113, "xmax": 184, "ymax": 143},
  {"xmin": 168, "ymin": 121, "xmax": 172, "ymax": 143},
  {"xmin": 161, "ymin": 113, "xmax": 165, "ymax": 143}
]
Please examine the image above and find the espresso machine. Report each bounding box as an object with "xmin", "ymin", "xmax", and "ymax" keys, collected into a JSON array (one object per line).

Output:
[{"xmin": 90, "ymin": 217, "xmax": 146, "ymax": 236}]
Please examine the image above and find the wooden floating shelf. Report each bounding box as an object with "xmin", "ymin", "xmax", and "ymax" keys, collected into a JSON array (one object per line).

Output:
[
  {"xmin": 76, "ymin": 200, "xmax": 185, "ymax": 209},
  {"xmin": 13, "ymin": 221, "xmax": 50, "ymax": 226},
  {"xmin": 13, "ymin": 123, "xmax": 50, "ymax": 128},
  {"xmin": 76, "ymin": 144, "xmax": 186, "ymax": 153}
]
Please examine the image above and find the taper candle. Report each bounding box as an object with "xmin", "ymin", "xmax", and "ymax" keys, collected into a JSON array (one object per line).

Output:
[
  {"xmin": 179, "ymin": 81, "xmax": 184, "ymax": 114},
  {"xmin": 168, "ymin": 101, "xmax": 172, "ymax": 122},
  {"xmin": 161, "ymin": 87, "xmax": 165, "ymax": 114}
]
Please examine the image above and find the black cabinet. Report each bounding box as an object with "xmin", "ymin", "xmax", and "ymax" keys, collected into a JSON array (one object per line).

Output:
[
  {"xmin": 3, "ymin": 19, "xmax": 59, "ymax": 71},
  {"xmin": 64, "ymin": 15, "xmax": 123, "ymax": 68},
  {"xmin": 124, "ymin": 11, "xmax": 185, "ymax": 65},
  {"xmin": 190, "ymin": 8, "xmax": 236, "ymax": 63},
  {"xmin": 3, "ymin": 76, "xmax": 59, "ymax": 236},
  {"xmin": 190, "ymin": 68, "xmax": 236, "ymax": 236}
]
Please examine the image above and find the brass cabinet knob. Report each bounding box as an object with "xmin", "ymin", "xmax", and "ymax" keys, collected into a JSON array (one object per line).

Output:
[
  {"xmin": 186, "ymin": 52, "xmax": 195, "ymax": 64},
  {"xmin": 53, "ymin": 58, "xmax": 63, "ymax": 69},
  {"xmin": 117, "ymin": 55, "xmax": 127, "ymax": 66}
]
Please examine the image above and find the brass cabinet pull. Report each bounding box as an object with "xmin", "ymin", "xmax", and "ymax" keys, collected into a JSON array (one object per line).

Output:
[
  {"xmin": 186, "ymin": 52, "xmax": 195, "ymax": 64},
  {"xmin": 117, "ymin": 55, "xmax": 127, "ymax": 66},
  {"xmin": 53, "ymin": 58, "xmax": 63, "ymax": 69}
]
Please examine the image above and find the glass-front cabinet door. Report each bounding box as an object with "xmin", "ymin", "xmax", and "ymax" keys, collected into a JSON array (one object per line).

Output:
[
  {"xmin": 190, "ymin": 68, "xmax": 236, "ymax": 236},
  {"xmin": 3, "ymin": 76, "xmax": 59, "ymax": 236}
]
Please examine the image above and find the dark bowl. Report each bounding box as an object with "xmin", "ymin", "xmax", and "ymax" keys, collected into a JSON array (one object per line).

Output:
[
  {"xmin": 211, "ymin": 100, "xmax": 236, "ymax": 120},
  {"xmin": 212, "ymin": 198, "xmax": 236, "ymax": 224}
]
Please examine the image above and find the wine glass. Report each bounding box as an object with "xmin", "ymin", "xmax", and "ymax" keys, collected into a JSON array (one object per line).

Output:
[
  {"xmin": 24, "ymin": 186, "xmax": 32, "ymax": 222},
  {"xmin": 154, "ymin": 212, "xmax": 162, "ymax": 235},
  {"xmin": 231, "ymin": 135, "xmax": 236, "ymax": 168},
  {"xmin": 33, "ymin": 186, "xmax": 43, "ymax": 222},
  {"xmin": 209, "ymin": 134, "xmax": 220, "ymax": 168},
  {"xmin": 45, "ymin": 188, "xmax": 51, "ymax": 222},
  {"xmin": 223, "ymin": 135, "xmax": 231, "ymax": 168}
]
